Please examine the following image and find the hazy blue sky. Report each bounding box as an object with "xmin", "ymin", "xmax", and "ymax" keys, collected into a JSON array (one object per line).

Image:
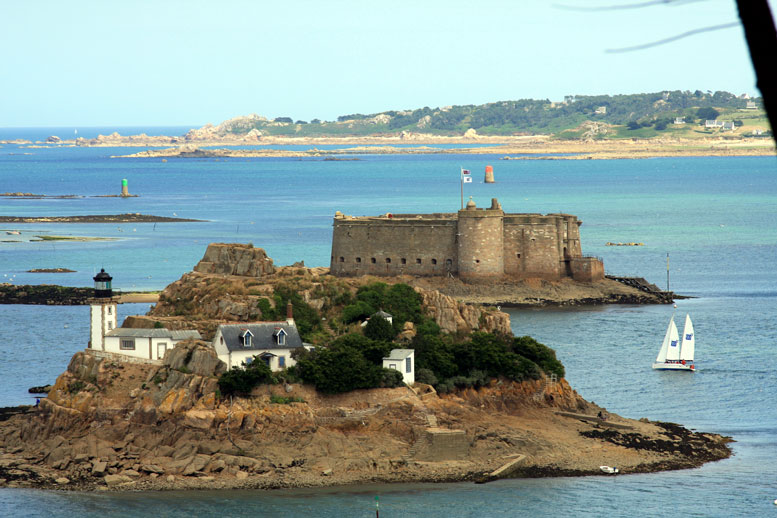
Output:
[{"xmin": 1, "ymin": 0, "xmax": 772, "ymax": 127}]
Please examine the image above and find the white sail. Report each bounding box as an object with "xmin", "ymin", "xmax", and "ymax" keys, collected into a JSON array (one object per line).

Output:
[
  {"xmin": 680, "ymin": 314, "xmax": 695, "ymax": 362},
  {"xmin": 664, "ymin": 318, "xmax": 681, "ymax": 361},
  {"xmin": 655, "ymin": 317, "xmax": 676, "ymax": 363}
]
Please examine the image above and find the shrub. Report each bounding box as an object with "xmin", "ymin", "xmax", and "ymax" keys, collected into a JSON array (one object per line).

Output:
[
  {"xmin": 295, "ymin": 334, "xmax": 389, "ymax": 394},
  {"xmin": 341, "ymin": 300, "xmax": 375, "ymax": 324},
  {"xmin": 512, "ymin": 336, "xmax": 565, "ymax": 379},
  {"xmin": 256, "ymin": 298, "xmax": 275, "ymax": 319},
  {"xmin": 380, "ymin": 368, "xmax": 405, "ymax": 388},
  {"xmin": 218, "ymin": 359, "xmax": 277, "ymax": 396},
  {"xmin": 364, "ymin": 315, "xmax": 395, "ymax": 341},
  {"xmin": 415, "ymin": 368, "xmax": 438, "ymax": 386}
]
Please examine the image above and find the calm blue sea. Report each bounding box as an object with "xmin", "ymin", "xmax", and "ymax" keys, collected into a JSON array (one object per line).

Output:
[{"xmin": 1, "ymin": 132, "xmax": 776, "ymax": 516}]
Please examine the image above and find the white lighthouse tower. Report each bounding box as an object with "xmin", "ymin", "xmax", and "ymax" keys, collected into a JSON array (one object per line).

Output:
[{"xmin": 89, "ymin": 269, "xmax": 117, "ymax": 351}]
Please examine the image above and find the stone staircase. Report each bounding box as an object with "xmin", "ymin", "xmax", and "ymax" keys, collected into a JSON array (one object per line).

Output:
[{"xmin": 532, "ymin": 373, "xmax": 557, "ymax": 402}]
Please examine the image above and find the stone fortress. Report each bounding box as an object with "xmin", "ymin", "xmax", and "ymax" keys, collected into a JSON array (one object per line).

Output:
[{"xmin": 330, "ymin": 197, "xmax": 604, "ymax": 282}]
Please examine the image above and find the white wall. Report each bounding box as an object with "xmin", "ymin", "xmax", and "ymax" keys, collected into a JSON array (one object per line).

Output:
[
  {"xmin": 89, "ymin": 303, "xmax": 117, "ymax": 351},
  {"xmin": 383, "ymin": 351, "xmax": 414, "ymax": 385},
  {"xmin": 104, "ymin": 336, "xmax": 174, "ymax": 361}
]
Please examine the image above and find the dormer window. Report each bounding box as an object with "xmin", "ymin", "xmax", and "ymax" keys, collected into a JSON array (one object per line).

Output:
[
  {"xmin": 274, "ymin": 328, "xmax": 287, "ymax": 346},
  {"xmin": 241, "ymin": 329, "xmax": 254, "ymax": 347}
]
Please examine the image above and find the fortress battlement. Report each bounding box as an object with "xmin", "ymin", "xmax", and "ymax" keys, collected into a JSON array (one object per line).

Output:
[{"xmin": 330, "ymin": 198, "xmax": 604, "ymax": 283}]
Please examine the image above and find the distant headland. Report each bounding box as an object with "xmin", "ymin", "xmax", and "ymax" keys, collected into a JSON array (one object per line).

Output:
[{"xmin": 3, "ymin": 90, "xmax": 774, "ymax": 159}]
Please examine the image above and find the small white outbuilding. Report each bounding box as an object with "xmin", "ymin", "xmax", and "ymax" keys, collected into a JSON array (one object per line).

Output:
[{"xmin": 382, "ymin": 348, "xmax": 415, "ymax": 385}]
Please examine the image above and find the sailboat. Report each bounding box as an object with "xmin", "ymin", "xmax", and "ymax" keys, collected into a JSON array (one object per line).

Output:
[{"xmin": 652, "ymin": 314, "xmax": 695, "ymax": 371}]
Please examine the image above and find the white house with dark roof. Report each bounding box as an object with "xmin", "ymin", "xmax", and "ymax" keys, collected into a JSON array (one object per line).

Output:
[
  {"xmin": 102, "ymin": 328, "xmax": 202, "ymax": 361},
  {"xmin": 212, "ymin": 321, "xmax": 305, "ymax": 371},
  {"xmin": 382, "ymin": 348, "xmax": 415, "ymax": 385}
]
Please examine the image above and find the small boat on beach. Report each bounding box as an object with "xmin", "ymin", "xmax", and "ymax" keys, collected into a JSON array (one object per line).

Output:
[
  {"xmin": 652, "ymin": 314, "xmax": 695, "ymax": 371},
  {"xmin": 600, "ymin": 466, "xmax": 619, "ymax": 474},
  {"xmin": 6, "ymin": 230, "xmax": 20, "ymax": 235}
]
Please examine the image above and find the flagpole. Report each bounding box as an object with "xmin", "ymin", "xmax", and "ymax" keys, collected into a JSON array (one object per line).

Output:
[{"xmin": 460, "ymin": 167, "xmax": 464, "ymax": 209}]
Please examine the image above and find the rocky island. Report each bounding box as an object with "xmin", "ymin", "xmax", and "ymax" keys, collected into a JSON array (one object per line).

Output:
[
  {"xmin": 0, "ymin": 214, "xmax": 203, "ymax": 224},
  {"xmin": 0, "ymin": 244, "xmax": 731, "ymax": 491}
]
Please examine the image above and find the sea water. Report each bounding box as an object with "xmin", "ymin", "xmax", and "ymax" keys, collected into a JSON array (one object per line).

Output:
[{"xmin": 0, "ymin": 134, "xmax": 775, "ymax": 516}]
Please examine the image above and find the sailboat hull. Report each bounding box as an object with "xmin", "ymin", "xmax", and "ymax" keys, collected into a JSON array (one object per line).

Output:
[{"xmin": 652, "ymin": 362, "xmax": 695, "ymax": 371}]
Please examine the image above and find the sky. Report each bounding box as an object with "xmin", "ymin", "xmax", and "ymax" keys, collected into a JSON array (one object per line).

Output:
[{"xmin": 1, "ymin": 0, "xmax": 773, "ymax": 127}]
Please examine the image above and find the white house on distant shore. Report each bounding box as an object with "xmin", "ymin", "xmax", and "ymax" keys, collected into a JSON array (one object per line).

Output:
[
  {"xmin": 383, "ymin": 349, "xmax": 415, "ymax": 385},
  {"xmin": 102, "ymin": 328, "xmax": 202, "ymax": 361},
  {"xmin": 212, "ymin": 303, "xmax": 309, "ymax": 371}
]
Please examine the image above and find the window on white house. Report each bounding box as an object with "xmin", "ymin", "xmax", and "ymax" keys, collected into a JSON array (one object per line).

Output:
[
  {"xmin": 108, "ymin": 306, "xmax": 112, "ymax": 315},
  {"xmin": 279, "ymin": 356, "xmax": 286, "ymax": 368},
  {"xmin": 244, "ymin": 334, "xmax": 252, "ymax": 347},
  {"xmin": 245, "ymin": 356, "xmax": 253, "ymax": 365},
  {"xmin": 406, "ymin": 357, "xmax": 412, "ymax": 373},
  {"xmin": 108, "ymin": 321, "xmax": 113, "ymax": 330},
  {"xmin": 120, "ymin": 339, "xmax": 135, "ymax": 350},
  {"xmin": 278, "ymin": 333, "xmax": 285, "ymax": 345}
]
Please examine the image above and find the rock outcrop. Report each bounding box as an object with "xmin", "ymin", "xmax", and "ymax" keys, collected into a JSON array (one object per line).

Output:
[
  {"xmin": 0, "ymin": 345, "xmax": 731, "ymax": 491},
  {"xmin": 193, "ymin": 243, "xmax": 275, "ymax": 277},
  {"xmin": 417, "ymin": 288, "xmax": 510, "ymax": 336}
]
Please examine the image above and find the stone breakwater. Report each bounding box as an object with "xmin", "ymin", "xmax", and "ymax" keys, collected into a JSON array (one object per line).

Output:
[{"xmin": 0, "ymin": 343, "xmax": 731, "ymax": 491}]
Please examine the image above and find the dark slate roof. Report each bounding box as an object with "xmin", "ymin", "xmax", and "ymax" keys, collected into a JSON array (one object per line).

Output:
[
  {"xmin": 105, "ymin": 328, "xmax": 201, "ymax": 340},
  {"xmin": 217, "ymin": 323, "xmax": 303, "ymax": 352}
]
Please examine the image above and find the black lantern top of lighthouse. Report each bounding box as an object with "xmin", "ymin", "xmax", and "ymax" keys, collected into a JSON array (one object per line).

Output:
[{"xmin": 93, "ymin": 268, "xmax": 113, "ymax": 298}]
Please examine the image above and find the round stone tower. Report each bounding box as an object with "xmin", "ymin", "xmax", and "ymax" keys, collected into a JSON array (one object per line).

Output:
[{"xmin": 457, "ymin": 197, "xmax": 504, "ymax": 282}]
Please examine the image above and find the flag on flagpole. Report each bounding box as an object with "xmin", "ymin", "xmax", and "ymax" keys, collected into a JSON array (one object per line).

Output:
[
  {"xmin": 461, "ymin": 168, "xmax": 472, "ymax": 182},
  {"xmin": 463, "ymin": 176, "xmax": 472, "ymax": 183}
]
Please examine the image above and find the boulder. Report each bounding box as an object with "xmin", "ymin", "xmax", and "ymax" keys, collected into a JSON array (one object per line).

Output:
[
  {"xmin": 164, "ymin": 341, "xmax": 226, "ymax": 376},
  {"xmin": 104, "ymin": 474, "xmax": 133, "ymax": 486},
  {"xmin": 92, "ymin": 460, "xmax": 108, "ymax": 476}
]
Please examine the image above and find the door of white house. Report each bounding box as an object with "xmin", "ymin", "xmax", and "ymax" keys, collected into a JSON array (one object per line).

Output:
[{"xmin": 157, "ymin": 342, "xmax": 168, "ymax": 360}]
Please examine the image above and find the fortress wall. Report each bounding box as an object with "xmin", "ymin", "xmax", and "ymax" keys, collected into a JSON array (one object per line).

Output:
[
  {"xmin": 503, "ymin": 216, "xmax": 564, "ymax": 279},
  {"xmin": 570, "ymin": 257, "xmax": 605, "ymax": 282},
  {"xmin": 330, "ymin": 218, "xmax": 457, "ymax": 277},
  {"xmin": 457, "ymin": 209, "xmax": 504, "ymax": 281},
  {"xmin": 562, "ymin": 215, "xmax": 583, "ymax": 257},
  {"xmin": 330, "ymin": 205, "xmax": 596, "ymax": 282}
]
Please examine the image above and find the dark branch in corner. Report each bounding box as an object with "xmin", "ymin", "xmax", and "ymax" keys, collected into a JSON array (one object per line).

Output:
[
  {"xmin": 736, "ymin": 0, "xmax": 777, "ymax": 135},
  {"xmin": 553, "ymin": 0, "xmax": 704, "ymax": 12},
  {"xmin": 605, "ymin": 22, "xmax": 738, "ymax": 53}
]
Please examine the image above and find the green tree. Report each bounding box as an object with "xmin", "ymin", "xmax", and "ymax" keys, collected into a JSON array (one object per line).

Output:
[
  {"xmin": 364, "ymin": 315, "xmax": 395, "ymax": 341},
  {"xmin": 696, "ymin": 107, "xmax": 720, "ymax": 120}
]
